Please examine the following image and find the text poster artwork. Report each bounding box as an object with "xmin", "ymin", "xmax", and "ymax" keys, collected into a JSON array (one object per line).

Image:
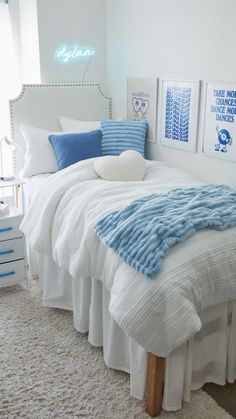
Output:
[
  {"xmin": 127, "ymin": 78, "xmax": 157, "ymax": 142},
  {"xmin": 161, "ymin": 80, "xmax": 200, "ymax": 152},
  {"xmin": 203, "ymin": 83, "xmax": 236, "ymax": 161}
]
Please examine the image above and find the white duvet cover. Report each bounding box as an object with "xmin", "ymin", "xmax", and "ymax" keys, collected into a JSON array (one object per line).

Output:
[{"xmin": 21, "ymin": 158, "xmax": 236, "ymax": 356}]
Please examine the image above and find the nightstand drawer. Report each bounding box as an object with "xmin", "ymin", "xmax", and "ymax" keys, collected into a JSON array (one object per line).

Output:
[
  {"xmin": 0, "ymin": 260, "xmax": 26, "ymax": 288},
  {"xmin": 0, "ymin": 216, "xmax": 23, "ymax": 242},
  {"xmin": 0, "ymin": 238, "xmax": 24, "ymax": 264}
]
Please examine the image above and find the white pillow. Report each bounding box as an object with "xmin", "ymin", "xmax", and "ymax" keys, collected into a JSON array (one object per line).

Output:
[
  {"xmin": 59, "ymin": 116, "xmax": 101, "ymax": 133},
  {"xmin": 21, "ymin": 125, "xmax": 62, "ymax": 177},
  {"xmin": 94, "ymin": 150, "xmax": 146, "ymax": 181}
]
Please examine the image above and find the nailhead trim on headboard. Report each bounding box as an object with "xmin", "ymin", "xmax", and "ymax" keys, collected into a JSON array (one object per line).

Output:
[{"xmin": 9, "ymin": 83, "xmax": 112, "ymax": 174}]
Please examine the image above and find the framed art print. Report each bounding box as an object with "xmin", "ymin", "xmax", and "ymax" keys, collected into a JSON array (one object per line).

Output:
[
  {"xmin": 203, "ymin": 81, "xmax": 236, "ymax": 162},
  {"xmin": 160, "ymin": 79, "xmax": 200, "ymax": 152},
  {"xmin": 127, "ymin": 77, "xmax": 158, "ymax": 142}
]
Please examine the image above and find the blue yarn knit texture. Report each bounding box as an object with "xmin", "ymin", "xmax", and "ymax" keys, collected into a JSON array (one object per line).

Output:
[
  {"xmin": 95, "ymin": 185, "xmax": 236, "ymax": 279},
  {"xmin": 101, "ymin": 120, "xmax": 147, "ymax": 157}
]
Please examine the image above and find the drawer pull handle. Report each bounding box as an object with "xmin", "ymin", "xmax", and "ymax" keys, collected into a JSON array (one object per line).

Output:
[
  {"xmin": 0, "ymin": 250, "xmax": 14, "ymax": 256},
  {"xmin": 0, "ymin": 271, "xmax": 16, "ymax": 278},
  {"xmin": 0, "ymin": 227, "xmax": 13, "ymax": 233}
]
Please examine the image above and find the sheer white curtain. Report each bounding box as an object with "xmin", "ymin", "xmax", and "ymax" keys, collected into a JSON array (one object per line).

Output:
[{"xmin": 0, "ymin": 0, "xmax": 21, "ymax": 176}]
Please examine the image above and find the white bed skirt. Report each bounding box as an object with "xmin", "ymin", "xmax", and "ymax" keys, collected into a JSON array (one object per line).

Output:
[{"xmin": 37, "ymin": 253, "xmax": 236, "ymax": 411}]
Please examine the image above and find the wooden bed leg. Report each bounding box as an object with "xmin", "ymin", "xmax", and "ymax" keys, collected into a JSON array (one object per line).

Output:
[{"xmin": 146, "ymin": 353, "xmax": 165, "ymax": 417}]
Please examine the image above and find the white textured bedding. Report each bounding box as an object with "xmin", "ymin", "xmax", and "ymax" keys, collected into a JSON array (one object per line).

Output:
[
  {"xmin": 23, "ymin": 173, "xmax": 51, "ymax": 209},
  {"xmin": 21, "ymin": 158, "xmax": 236, "ymax": 356},
  {"xmin": 23, "ymin": 173, "xmax": 52, "ymax": 276}
]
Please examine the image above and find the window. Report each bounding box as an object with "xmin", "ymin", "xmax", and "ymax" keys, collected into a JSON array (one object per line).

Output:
[{"xmin": 0, "ymin": 1, "xmax": 20, "ymax": 177}]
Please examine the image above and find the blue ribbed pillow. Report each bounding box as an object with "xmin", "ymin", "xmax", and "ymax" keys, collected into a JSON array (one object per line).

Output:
[
  {"xmin": 101, "ymin": 120, "xmax": 147, "ymax": 157},
  {"xmin": 49, "ymin": 130, "xmax": 102, "ymax": 170}
]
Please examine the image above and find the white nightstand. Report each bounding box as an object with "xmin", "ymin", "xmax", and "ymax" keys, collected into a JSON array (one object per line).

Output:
[
  {"xmin": 0, "ymin": 178, "xmax": 25, "ymax": 209},
  {"xmin": 0, "ymin": 206, "xmax": 26, "ymax": 288}
]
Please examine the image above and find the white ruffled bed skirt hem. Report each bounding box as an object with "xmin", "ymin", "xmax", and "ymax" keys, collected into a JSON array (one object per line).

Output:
[{"xmin": 37, "ymin": 253, "xmax": 236, "ymax": 411}]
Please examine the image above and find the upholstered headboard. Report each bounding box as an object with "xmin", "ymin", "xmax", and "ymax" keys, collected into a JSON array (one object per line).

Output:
[{"xmin": 9, "ymin": 83, "xmax": 112, "ymax": 175}]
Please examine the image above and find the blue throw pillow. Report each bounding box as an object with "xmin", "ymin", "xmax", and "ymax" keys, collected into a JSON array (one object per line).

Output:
[
  {"xmin": 101, "ymin": 120, "xmax": 147, "ymax": 157},
  {"xmin": 49, "ymin": 130, "xmax": 102, "ymax": 170}
]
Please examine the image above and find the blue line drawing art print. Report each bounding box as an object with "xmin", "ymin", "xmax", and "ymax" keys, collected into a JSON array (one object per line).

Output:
[
  {"xmin": 132, "ymin": 96, "xmax": 150, "ymax": 121},
  {"xmin": 215, "ymin": 126, "xmax": 233, "ymax": 153},
  {"xmin": 165, "ymin": 87, "xmax": 191, "ymax": 142}
]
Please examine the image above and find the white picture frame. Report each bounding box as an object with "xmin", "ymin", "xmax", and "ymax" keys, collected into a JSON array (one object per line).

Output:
[
  {"xmin": 160, "ymin": 79, "xmax": 200, "ymax": 152},
  {"xmin": 203, "ymin": 81, "xmax": 236, "ymax": 162},
  {"xmin": 127, "ymin": 77, "xmax": 158, "ymax": 142}
]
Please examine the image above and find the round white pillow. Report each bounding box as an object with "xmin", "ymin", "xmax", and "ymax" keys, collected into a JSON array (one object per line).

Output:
[{"xmin": 94, "ymin": 150, "xmax": 146, "ymax": 181}]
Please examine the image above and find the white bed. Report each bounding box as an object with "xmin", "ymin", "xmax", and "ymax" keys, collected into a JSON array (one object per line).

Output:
[
  {"xmin": 10, "ymin": 84, "xmax": 236, "ymax": 416},
  {"xmin": 23, "ymin": 174, "xmax": 50, "ymax": 276}
]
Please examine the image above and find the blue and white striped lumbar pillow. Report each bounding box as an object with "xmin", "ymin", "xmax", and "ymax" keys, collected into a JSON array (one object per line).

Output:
[{"xmin": 101, "ymin": 120, "xmax": 147, "ymax": 157}]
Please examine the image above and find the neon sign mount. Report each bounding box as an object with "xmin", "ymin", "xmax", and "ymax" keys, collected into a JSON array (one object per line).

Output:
[{"xmin": 54, "ymin": 44, "xmax": 96, "ymax": 64}]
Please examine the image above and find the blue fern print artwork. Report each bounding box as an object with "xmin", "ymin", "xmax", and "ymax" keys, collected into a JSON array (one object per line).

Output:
[{"xmin": 165, "ymin": 87, "xmax": 191, "ymax": 142}]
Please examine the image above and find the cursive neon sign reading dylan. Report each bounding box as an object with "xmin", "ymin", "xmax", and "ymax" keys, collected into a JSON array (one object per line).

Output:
[{"xmin": 54, "ymin": 44, "xmax": 96, "ymax": 63}]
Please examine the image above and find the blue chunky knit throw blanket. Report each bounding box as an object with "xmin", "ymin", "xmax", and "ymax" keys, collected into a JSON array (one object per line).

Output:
[{"xmin": 95, "ymin": 184, "xmax": 236, "ymax": 279}]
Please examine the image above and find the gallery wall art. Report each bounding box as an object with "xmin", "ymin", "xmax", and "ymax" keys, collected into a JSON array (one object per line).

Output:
[
  {"xmin": 160, "ymin": 79, "xmax": 200, "ymax": 152},
  {"xmin": 127, "ymin": 77, "xmax": 158, "ymax": 142},
  {"xmin": 203, "ymin": 82, "xmax": 236, "ymax": 162}
]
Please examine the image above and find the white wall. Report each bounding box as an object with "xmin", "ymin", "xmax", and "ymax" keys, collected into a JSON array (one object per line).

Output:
[
  {"xmin": 18, "ymin": 0, "xmax": 41, "ymax": 83},
  {"xmin": 107, "ymin": 0, "xmax": 236, "ymax": 187},
  {"xmin": 37, "ymin": 0, "xmax": 107, "ymax": 90}
]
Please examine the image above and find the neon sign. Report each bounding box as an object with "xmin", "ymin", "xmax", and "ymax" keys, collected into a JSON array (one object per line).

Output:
[{"xmin": 54, "ymin": 44, "xmax": 96, "ymax": 64}]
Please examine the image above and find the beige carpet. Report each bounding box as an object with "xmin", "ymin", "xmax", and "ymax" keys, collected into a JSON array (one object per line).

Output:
[{"xmin": 0, "ymin": 281, "xmax": 233, "ymax": 419}]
